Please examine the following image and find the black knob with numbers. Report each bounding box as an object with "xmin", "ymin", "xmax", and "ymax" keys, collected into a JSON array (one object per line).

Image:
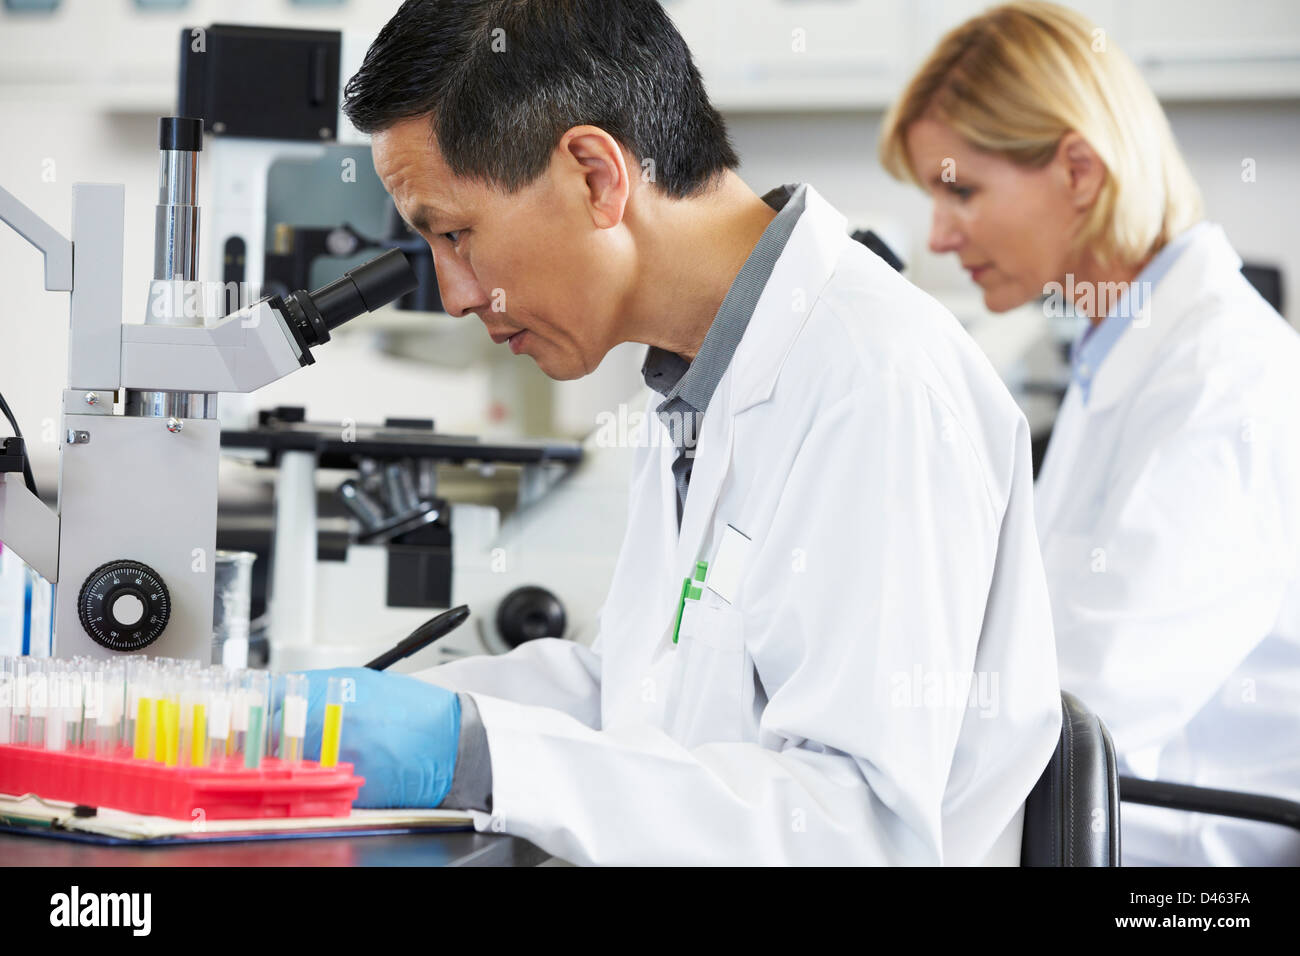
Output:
[{"xmin": 77, "ymin": 560, "xmax": 171, "ymax": 651}]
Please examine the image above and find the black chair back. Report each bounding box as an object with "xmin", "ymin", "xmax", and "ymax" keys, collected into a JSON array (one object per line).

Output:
[{"xmin": 1021, "ymin": 691, "xmax": 1121, "ymax": 866}]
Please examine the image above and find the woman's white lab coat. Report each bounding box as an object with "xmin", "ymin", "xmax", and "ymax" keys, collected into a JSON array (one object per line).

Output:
[
  {"xmin": 417, "ymin": 185, "xmax": 1062, "ymax": 865},
  {"xmin": 1036, "ymin": 223, "xmax": 1300, "ymax": 866}
]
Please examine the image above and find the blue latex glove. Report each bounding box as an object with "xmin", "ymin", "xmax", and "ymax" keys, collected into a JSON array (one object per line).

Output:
[{"xmin": 301, "ymin": 667, "xmax": 460, "ymax": 808}]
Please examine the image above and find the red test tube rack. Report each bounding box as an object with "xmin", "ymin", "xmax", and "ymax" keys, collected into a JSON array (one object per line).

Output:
[{"xmin": 0, "ymin": 744, "xmax": 364, "ymax": 820}]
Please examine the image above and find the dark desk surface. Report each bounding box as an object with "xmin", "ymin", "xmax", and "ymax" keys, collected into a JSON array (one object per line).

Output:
[{"xmin": 0, "ymin": 829, "xmax": 551, "ymax": 866}]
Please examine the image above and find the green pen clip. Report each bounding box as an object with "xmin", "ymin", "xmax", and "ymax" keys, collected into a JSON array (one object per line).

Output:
[{"xmin": 672, "ymin": 560, "xmax": 708, "ymax": 644}]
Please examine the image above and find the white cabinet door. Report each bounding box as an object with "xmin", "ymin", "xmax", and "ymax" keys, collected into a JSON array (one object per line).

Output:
[
  {"xmin": 905, "ymin": 0, "xmax": 1299, "ymax": 103},
  {"xmin": 663, "ymin": 0, "xmax": 913, "ymax": 110},
  {"xmin": 1121, "ymin": 0, "xmax": 1300, "ymax": 100}
]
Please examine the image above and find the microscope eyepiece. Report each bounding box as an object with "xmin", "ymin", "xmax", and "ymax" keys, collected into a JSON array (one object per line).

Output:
[
  {"xmin": 159, "ymin": 116, "xmax": 203, "ymax": 152},
  {"xmin": 308, "ymin": 248, "xmax": 419, "ymax": 333},
  {"xmin": 277, "ymin": 248, "xmax": 419, "ymax": 353}
]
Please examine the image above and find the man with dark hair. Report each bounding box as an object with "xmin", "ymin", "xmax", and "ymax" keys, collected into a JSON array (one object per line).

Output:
[
  {"xmin": 342, "ymin": 0, "xmax": 757, "ymax": 384},
  {"xmin": 305, "ymin": 0, "xmax": 1062, "ymax": 865}
]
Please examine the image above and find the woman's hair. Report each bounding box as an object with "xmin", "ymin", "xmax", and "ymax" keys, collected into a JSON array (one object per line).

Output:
[{"xmin": 879, "ymin": 1, "xmax": 1202, "ymax": 267}]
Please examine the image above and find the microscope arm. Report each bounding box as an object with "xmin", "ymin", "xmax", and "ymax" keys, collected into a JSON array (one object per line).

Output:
[
  {"xmin": 119, "ymin": 246, "xmax": 415, "ymax": 394},
  {"xmin": 0, "ymin": 185, "xmax": 69, "ymax": 583},
  {"xmin": 0, "ymin": 473, "xmax": 59, "ymax": 582},
  {"xmin": 0, "ymin": 184, "xmax": 73, "ymax": 292},
  {"xmin": 120, "ymin": 298, "xmax": 306, "ymax": 394}
]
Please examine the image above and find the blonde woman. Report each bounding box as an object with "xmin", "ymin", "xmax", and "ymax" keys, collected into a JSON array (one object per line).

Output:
[{"xmin": 881, "ymin": 1, "xmax": 1300, "ymax": 866}]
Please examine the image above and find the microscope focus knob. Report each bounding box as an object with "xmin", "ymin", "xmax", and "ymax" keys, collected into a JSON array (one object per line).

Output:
[
  {"xmin": 77, "ymin": 560, "xmax": 172, "ymax": 652},
  {"xmin": 495, "ymin": 586, "xmax": 566, "ymax": 648}
]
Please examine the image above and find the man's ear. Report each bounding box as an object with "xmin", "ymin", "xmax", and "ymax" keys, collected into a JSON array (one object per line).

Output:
[
  {"xmin": 556, "ymin": 125, "xmax": 630, "ymax": 229},
  {"xmin": 1055, "ymin": 131, "xmax": 1106, "ymax": 212}
]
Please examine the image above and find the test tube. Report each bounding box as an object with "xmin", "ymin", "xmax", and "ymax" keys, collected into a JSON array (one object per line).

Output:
[
  {"xmin": 97, "ymin": 663, "xmax": 125, "ymax": 754},
  {"xmin": 132, "ymin": 660, "xmax": 156, "ymax": 760},
  {"xmin": 243, "ymin": 671, "xmax": 268, "ymax": 769},
  {"xmin": 156, "ymin": 671, "xmax": 180, "ymax": 767},
  {"xmin": 153, "ymin": 668, "xmax": 169, "ymax": 764},
  {"xmin": 64, "ymin": 665, "xmax": 83, "ymax": 749},
  {"xmin": 266, "ymin": 672, "xmax": 283, "ymax": 760},
  {"xmin": 79, "ymin": 664, "xmax": 99, "ymax": 749},
  {"xmin": 320, "ymin": 676, "xmax": 346, "ymax": 768},
  {"xmin": 280, "ymin": 674, "xmax": 308, "ymax": 765},
  {"xmin": 187, "ymin": 673, "xmax": 210, "ymax": 767},
  {"xmin": 178, "ymin": 671, "xmax": 204, "ymax": 767},
  {"xmin": 0, "ymin": 658, "xmax": 13, "ymax": 745},
  {"xmin": 124, "ymin": 660, "xmax": 138, "ymax": 749},
  {"xmin": 230, "ymin": 672, "xmax": 248, "ymax": 757},
  {"xmin": 26, "ymin": 659, "xmax": 48, "ymax": 749},
  {"xmin": 207, "ymin": 671, "xmax": 232, "ymax": 767},
  {"xmin": 10, "ymin": 658, "xmax": 29, "ymax": 745},
  {"xmin": 45, "ymin": 664, "xmax": 69, "ymax": 751}
]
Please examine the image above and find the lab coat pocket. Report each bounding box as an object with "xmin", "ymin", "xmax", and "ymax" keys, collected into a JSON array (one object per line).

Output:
[{"xmin": 668, "ymin": 597, "xmax": 747, "ymax": 746}]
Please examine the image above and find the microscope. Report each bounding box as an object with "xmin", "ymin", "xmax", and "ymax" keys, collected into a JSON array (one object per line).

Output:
[{"xmin": 0, "ymin": 116, "xmax": 417, "ymax": 662}]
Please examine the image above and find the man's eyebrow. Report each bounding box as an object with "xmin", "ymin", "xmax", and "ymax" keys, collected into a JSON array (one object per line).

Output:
[{"xmin": 406, "ymin": 203, "xmax": 448, "ymax": 234}]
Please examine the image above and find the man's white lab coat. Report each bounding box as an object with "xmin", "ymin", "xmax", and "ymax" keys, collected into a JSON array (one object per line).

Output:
[{"xmin": 418, "ymin": 185, "xmax": 1062, "ymax": 865}]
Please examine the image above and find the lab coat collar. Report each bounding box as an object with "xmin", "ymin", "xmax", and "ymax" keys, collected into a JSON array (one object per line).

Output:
[
  {"xmin": 1070, "ymin": 224, "xmax": 1203, "ymax": 404},
  {"xmin": 727, "ymin": 183, "xmax": 846, "ymax": 415},
  {"xmin": 1084, "ymin": 223, "xmax": 1242, "ymax": 414},
  {"xmin": 671, "ymin": 184, "xmax": 846, "ymax": 570}
]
